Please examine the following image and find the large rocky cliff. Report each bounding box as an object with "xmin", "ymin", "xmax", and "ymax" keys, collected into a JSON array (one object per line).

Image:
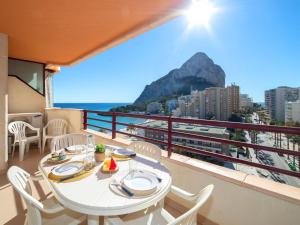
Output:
[{"xmin": 134, "ymin": 52, "xmax": 226, "ymax": 104}]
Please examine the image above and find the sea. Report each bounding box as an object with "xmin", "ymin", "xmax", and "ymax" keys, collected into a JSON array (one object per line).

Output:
[{"xmin": 54, "ymin": 103, "xmax": 145, "ymax": 131}]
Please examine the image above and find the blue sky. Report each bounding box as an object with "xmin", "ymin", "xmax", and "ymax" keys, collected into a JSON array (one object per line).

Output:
[{"xmin": 53, "ymin": 0, "xmax": 300, "ymax": 103}]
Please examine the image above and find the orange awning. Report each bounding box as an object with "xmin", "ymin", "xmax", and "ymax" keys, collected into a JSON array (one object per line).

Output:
[{"xmin": 0, "ymin": 0, "xmax": 186, "ymax": 65}]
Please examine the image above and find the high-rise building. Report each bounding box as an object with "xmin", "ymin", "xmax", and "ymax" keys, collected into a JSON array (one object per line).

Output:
[
  {"xmin": 205, "ymin": 87, "xmax": 228, "ymax": 120},
  {"xmin": 240, "ymin": 94, "xmax": 253, "ymax": 109},
  {"xmin": 285, "ymin": 100, "xmax": 300, "ymax": 123},
  {"xmin": 173, "ymin": 85, "xmax": 240, "ymax": 121},
  {"xmin": 265, "ymin": 87, "xmax": 300, "ymax": 121},
  {"xmin": 227, "ymin": 84, "xmax": 240, "ymax": 116}
]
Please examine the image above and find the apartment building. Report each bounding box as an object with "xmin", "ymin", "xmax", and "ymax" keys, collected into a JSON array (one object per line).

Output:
[
  {"xmin": 285, "ymin": 100, "xmax": 300, "ymax": 123},
  {"xmin": 265, "ymin": 86, "xmax": 300, "ymax": 121},
  {"xmin": 205, "ymin": 87, "xmax": 228, "ymax": 120},
  {"xmin": 227, "ymin": 84, "xmax": 240, "ymax": 116},
  {"xmin": 240, "ymin": 94, "xmax": 253, "ymax": 109},
  {"xmin": 173, "ymin": 85, "xmax": 240, "ymax": 121}
]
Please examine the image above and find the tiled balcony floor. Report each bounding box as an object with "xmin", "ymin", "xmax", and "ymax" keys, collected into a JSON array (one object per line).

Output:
[{"xmin": 0, "ymin": 146, "xmax": 202, "ymax": 225}]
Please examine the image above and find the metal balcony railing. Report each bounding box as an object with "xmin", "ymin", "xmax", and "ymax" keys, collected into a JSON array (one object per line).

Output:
[{"xmin": 82, "ymin": 110, "xmax": 300, "ymax": 178}]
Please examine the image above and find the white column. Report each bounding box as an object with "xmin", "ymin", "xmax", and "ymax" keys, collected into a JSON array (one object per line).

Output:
[
  {"xmin": 45, "ymin": 71, "xmax": 54, "ymax": 108},
  {"xmin": 0, "ymin": 33, "xmax": 8, "ymax": 173}
]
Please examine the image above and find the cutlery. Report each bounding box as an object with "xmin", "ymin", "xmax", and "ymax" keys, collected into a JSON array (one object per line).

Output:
[
  {"xmin": 111, "ymin": 183, "xmax": 134, "ymax": 197},
  {"xmin": 59, "ymin": 174, "xmax": 77, "ymax": 182}
]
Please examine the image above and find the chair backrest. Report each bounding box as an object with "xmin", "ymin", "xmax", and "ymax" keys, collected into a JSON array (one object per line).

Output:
[
  {"xmin": 128, "ymin": 141, "xmax": 161, "ymax": 161},
  {"xmin": 7, "ymin": 166, "xmax": 44, "ymax": 225},
  {"xmin": 51, "ymin": 133, "xmax": 88, "ymax": 152},
  {"xmin": 168, "ymin": 184, "xmax": 214, "ymax": 225},
  {"xmin": 8, "ymin": 121, "xmax": 30, "ymax": 142},
  {"xmin": 45, "ymin": 119, "xmax": 68, "ymax": 136}
]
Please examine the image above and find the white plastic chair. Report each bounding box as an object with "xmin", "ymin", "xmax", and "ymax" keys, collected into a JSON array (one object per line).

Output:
[
  {"xmin": 8, "ymin": 121, "xmax": 42, "ymax": 161},
  {"xmin": 42, "ymin": 119, "xmax": 68, "ymax": 152},
  {"xmin": 7, "ymin": 166, "xmax": 86, "ymax": 225},
  {"xmin": 105, "ymin": 184, "xmax": 214, "ymax": 225},
  {"xmin": 128, "ymin": 141, "xmax": 162, "ymax": 162},
  {"xmin": 51, "ymin": 133, "xmax": 89, "ymax": 153}
]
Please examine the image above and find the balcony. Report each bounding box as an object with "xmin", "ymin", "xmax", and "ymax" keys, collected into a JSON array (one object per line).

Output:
[
  {"xmin": 1, "ymin": 1, "xmax": 300, "ymax": 224},
  {"xmin": 1, "ymin": 107, "xmax": 289, "ymax": 225}
]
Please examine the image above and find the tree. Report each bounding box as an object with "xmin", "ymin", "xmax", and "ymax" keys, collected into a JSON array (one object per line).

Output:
[{"xmin": 285, "ymin": 121, "xmax": 296, "ymax": 159}]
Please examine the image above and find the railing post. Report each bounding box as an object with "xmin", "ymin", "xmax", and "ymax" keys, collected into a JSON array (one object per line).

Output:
[
  {"xmin": 112, "ymin": 112, "xmax": 116, "ymax": 139},
  {"xmin": 167, "ymin": 116, "xmax": 172, "ymax": 157},
  {"xmin": 83, "ymin": 110, "xmax": 87, "ymax": 130}
]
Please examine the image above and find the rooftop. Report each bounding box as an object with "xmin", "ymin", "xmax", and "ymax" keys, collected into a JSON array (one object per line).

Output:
[{"xmin": 141, "ymin": 120, "xmax": 228, "ymax": 136}]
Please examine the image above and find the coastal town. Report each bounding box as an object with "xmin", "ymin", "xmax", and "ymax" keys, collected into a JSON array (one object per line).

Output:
[{"xmin": 123, "ymin": 85, "xmax": 300, "ymax": 187}]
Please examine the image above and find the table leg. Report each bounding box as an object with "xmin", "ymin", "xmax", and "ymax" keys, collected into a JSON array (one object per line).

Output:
[{"xmin": 88, "ymin": 215, "xmax": 99, "ymax": 225}]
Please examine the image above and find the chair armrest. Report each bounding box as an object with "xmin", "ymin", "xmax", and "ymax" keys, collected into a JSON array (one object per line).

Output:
[
  {"xmin": 26, "ymin": 124, "xmax": 40, "ymax": 136},
  {"xmin": 105, "ymin": 217, "xmax": 125, "ymax": 225},
  {"xmin": 171, "ymin": 185, "xmax": 198, "ymax": 202},
  {"xmin": 42, "ymin": 202, "xmax": 65, "ymax": 214},
  {"xmin": 30, "ymin": 175, "xmax": 44, "ymax": 181},
  {"xmin": 43, "ymin": 123, "xmax": 50, "ymax": 135},
  {"xmin": 41, "ymin": 197, "xmax": 65, "ymax": 214}
]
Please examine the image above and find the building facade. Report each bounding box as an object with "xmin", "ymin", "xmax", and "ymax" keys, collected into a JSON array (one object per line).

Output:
[
  {"xmin": 173, "ymin": 85, "xmax": 240, "ymax": 121},
  {"xmin": 227, "ymin": 84, "xmax": 240, "ymax": 116},
  {"xmin": 240, "ymin": 94, "xmax": 253, "ymax": 109},
  {"xmin": 285, "ymin": 100, "xmax": 300, "ymax": 123},
  {"xmin": 265, "ymin": 87, "xmax": 300, "ymax": 121}
]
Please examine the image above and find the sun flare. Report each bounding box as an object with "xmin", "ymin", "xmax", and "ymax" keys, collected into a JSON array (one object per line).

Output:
[{"xmin": 185, "ymin": 0, "xmax": 218, "ymax": 28}]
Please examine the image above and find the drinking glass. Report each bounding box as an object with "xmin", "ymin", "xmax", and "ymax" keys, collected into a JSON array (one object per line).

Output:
[
  {"xmin": 84, "ymin": 135, "xmax": 95, "ymax": 170},
  {"xmin": 128, "ymin": 159, "xmax": 138, "ymax": 176},
  {"xmin": 105, "ymin": 145, "xmax": 112, "ymax": 158},
  {"xmin": 84, "ymin": 152, "xmax": 94, "ymax": 171},
  {"xmin": 86, "ymin": 134, "xmax": 95, "ymax": 153}
]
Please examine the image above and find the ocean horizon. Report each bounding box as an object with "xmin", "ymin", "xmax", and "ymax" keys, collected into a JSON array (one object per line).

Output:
[
  {"xmin": 54, "ymin": 102, "xmax": 144, "ymax": 131},
  {"xmin": 54, "ymin": 102, "xmax": 131, "ymax": 111}
]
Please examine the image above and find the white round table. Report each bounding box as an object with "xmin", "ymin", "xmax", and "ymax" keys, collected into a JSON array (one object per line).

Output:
[{"xmin": 39, "ymin": 152, "xmax": 172, "ymax": 225}]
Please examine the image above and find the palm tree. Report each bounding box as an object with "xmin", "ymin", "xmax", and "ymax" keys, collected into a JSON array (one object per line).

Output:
[
  {"xmin": 285, "ymin": 121, "xmax": 296, "ymax": 160},
  {"xmin": 291, "ymin": 136, "xmax": 297, "ymax": 166}
]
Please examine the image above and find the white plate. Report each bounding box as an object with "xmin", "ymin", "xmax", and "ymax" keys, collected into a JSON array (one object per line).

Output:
[
  {"xmin": 123, "ymin": 171, "xmax": 158, "ymax": 195},
  {"xmin": 52, "ymin": 161, "xmax": 84, "ymax": 177},
  {"xmin": 66, "ymin": 145, "xmax": 85, "ymax": 152},
  {"xmin": 113, "ymin": 148, "xmax": 136, "ymax": 157}
]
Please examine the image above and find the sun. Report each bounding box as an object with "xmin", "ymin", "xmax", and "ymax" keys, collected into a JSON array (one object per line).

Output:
[{"xmin": 185, "ymin": 0, "xmax": 218, "ymax": 28}]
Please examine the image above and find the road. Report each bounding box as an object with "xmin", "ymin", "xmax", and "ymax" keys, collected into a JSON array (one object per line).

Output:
[{"xmin": 233, "ymin": 112, "xmax": 300, "ymax": 187}]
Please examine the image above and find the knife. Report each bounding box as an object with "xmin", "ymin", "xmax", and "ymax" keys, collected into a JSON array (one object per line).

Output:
[
  {"xmin": 111, "ymin": 183, "xmax": 134, "ymax": 197},
  {"xmin": 59, "ymin": 174, "xmax": 78, "ymax": 182}
]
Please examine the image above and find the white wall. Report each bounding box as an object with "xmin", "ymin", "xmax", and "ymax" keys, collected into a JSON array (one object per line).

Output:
[
  {"xmin": 45, "ymin": 108, "xmax": 82, "ymax": 133},
  {"xmin": 8, "ymin": 76, "xmax": 45, "ymax": 113}
]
